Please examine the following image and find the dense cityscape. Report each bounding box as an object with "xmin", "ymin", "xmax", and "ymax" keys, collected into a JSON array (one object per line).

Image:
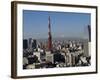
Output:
[{"xmin": 23, "ymin": 17, "xmax": 91, "ymax": 69}]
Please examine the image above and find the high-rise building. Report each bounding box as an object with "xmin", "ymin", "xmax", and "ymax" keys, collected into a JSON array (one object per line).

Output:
[
  {"xmin": 88, "ymin": 25, "xmax": 91, "ymax": 42},
  {"xmin": 28, "ymin": 38, "xmax": 33, "ymax": 48},
  {"xmin": 48, "ymin": 16, "xmax": 52, "ymax": 51},
  {"xmin": 83, "ymin": 25, "xmax": 91, "ymax": 57},
  {"xmin": 23, "ymin": 39, "xmax": 28, "ymax": 49},
  {"xmin": 87, "ymin": 25, "xmax": 91, "ymax": 56},
  {"xmin": 32, "ymin": 39, "xmax": 37, "ymax": 49}
]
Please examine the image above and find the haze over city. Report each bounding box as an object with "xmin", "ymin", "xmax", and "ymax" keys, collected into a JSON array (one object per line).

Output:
[{"xmin": 23, "ymin": 10, "xmax": 90, "ymax": 39}]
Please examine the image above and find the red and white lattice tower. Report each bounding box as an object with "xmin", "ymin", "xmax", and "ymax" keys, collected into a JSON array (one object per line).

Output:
[{"xmin": 48, "ymin": 16, "xmax": 52, "ymax": 51}]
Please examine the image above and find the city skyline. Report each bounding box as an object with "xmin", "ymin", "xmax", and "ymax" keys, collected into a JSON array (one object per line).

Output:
[{"xmin": 23, "ymin": 10, "xmax": 90, "ymax": 39}]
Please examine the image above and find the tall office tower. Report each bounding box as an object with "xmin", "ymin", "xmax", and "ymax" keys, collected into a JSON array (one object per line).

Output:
[
  {"xmin": 48, "ymin": 16, "xmax": 52, "ymax": 51},
  {"xmin": 28, "ymin": 38, "xmax": 33, "ymax": 48},
  {"xmin": 84, "ymin": 25, "xmax": 91, "ymax": 57},
  {"xmin": 32, "ymin": 39, "xmax": 37, "ymax": 49},
  {"xmin": 23, "ymin": 39, "xmax": 28, "ymax": 49},
  {"xmin": 88, "ymin": 25, "xmax": 91, "ymax": 56}
]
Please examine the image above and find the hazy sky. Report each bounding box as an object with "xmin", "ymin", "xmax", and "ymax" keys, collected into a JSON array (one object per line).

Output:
[{"xmin": 23, "ymin": 10, "xmax": 90, "ymax": 39}]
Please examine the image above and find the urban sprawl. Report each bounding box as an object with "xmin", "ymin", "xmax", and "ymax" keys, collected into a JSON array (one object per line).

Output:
[{"xmin": 23, "ymin": 17, "xmax": 91, "ymax": 69}]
